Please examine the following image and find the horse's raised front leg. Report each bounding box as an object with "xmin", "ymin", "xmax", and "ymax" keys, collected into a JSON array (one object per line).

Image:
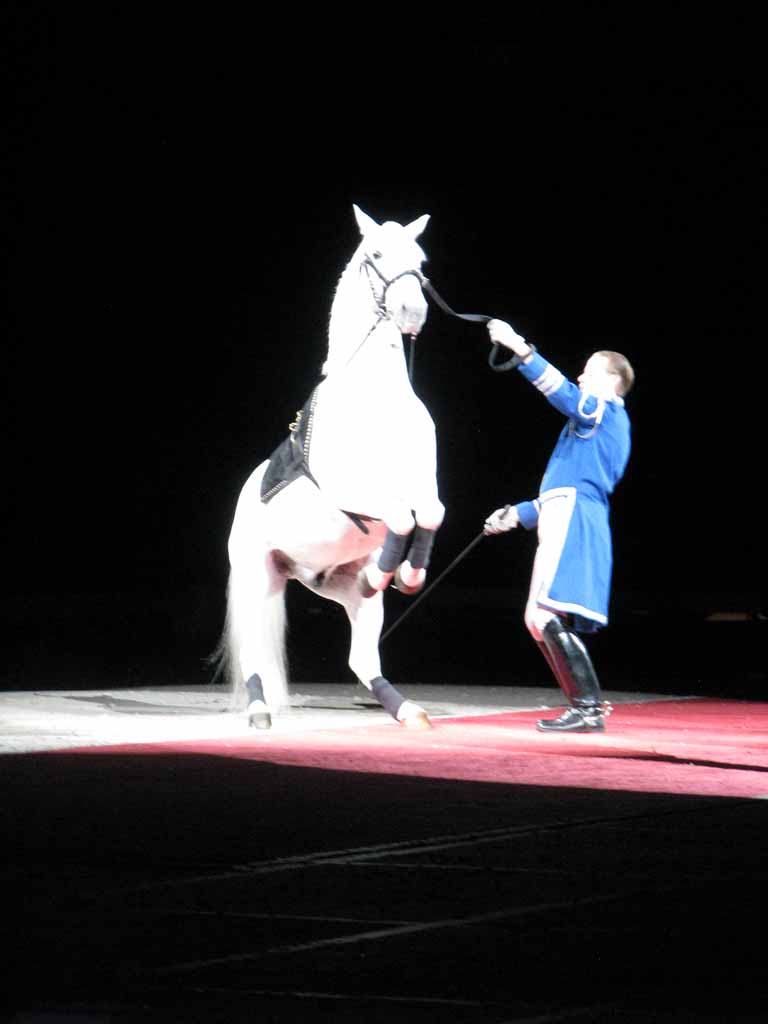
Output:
[
  {"xmin": 394, "ymin": 497, "xmax": 445, "ymax": 595},
  {"xmin": 358, "ymin": 504, "xmax": 415, "ymax": 596},
  {"xmin": 358, "ymin": 496, "xmax": 445, "ymax": 598},
  {"xmin": 324, "ymin": 566, "xmax": 431, "ymax": 729}
]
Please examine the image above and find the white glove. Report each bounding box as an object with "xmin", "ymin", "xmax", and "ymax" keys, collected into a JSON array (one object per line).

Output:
[
  {"xmin": 484, "ymin": 506, "xmax": 519, "ymax": 535},
  {"xmin": 487, "ymin": 318, "xmax": 530, "ymax": 357}
]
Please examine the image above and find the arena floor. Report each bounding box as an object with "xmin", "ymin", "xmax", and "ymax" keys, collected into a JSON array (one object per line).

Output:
[{"xmin": 2, "ymin": 680, "xmax": 767, "ymax": 1022}]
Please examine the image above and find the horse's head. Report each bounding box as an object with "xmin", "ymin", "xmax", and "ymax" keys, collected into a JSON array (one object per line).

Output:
[{"xmin": 354, "ymin": 205, "xmax": 429, "ymax": 337}]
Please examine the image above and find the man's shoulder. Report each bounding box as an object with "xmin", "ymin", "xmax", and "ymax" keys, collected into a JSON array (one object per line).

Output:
[{"xmin": 606, "ymin": 396, "xmax": 629, "ymax": 417}]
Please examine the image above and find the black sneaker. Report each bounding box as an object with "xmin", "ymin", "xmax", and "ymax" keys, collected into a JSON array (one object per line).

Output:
[{"xmin": 536, "ymin": 707, "xmax": 605, "ymax": 733}]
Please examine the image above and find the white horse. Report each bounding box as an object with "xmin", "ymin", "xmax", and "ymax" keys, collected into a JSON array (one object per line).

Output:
[{"xmin": 216, "ymin": 205, "xmax": 445, "ymax": 729}]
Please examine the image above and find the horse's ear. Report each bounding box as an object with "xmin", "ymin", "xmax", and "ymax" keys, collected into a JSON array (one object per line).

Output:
[
  {"xmin": 404, "ymin": 213, "xmax": 430, "ymax": 239},
  {"xmin": 353, "ymin": 204, "xmax": 380, "ymax": 237}
]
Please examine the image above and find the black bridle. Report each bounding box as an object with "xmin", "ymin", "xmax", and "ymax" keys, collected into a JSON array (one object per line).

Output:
[
  {"xmin": 336, "ymin": 256, "xmax": 429, "ymax": 377},
  {"xmin": 360, "ymin": 254, "xmax": 426, "ymax": 313}
]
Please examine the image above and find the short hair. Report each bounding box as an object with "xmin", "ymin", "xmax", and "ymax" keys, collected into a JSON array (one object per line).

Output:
[{"xmin": 595, "ymin": 350, "xmax": 635, "ymax": 397}]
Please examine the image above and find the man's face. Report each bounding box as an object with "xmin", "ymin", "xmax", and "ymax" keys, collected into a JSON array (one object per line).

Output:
[{"xmin": 577, "ymin": 354, "xmax": 619, "ymax": 399}]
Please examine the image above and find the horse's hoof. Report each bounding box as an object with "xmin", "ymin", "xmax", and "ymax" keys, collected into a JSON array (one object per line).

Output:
[
  {"xmin": 397, "ymin": 701, "xmax": 432, "ymax": 729},
  {"xmin": 361, "ymin": 564, "xmax": 395, "ymax": 597},
  {"xmin": 249, "ymin": 713, "xmax": 272, "ymax": 729},
  {"xmin": 247, "ymin": 701, "xmax": 272, "ymax": 730},
  {"xmin": 394, "ymin": 566, "xmax": 425, "ymax": 596},
  {"xmin": 402, "ymin": 711, "xmax": 432, "ymax": 730}
]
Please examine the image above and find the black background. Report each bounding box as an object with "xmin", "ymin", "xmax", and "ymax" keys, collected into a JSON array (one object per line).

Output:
[{"xmin": 4, "ymin": 8, "xmax": 766, "ymax": 692}]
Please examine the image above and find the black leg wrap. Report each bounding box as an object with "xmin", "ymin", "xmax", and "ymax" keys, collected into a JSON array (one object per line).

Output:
[
  {"xmin": 371, "ymin": 676, "xmax": 405, "ymax": 719},
  {"xmin": 541, "ymin": 617, "xmax": 602, "ymax": 708},
  {"xmin": 406, "ymin": 526, "xmax": 436, "ymax": 570},
  {"xmin": 378, "ymin": 528, "xmax": 412, "ymax": 573},
  {"xmin": 246, "ymin": 673, "xmax": 265, "ymax": 704},
  {"xmin": 245, "ymin": 673, "xmax": 271, "ymax": 729}
]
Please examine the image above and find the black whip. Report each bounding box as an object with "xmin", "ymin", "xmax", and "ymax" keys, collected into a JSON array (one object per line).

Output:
[
  {"xmin": 420, "ymin": 278, "xmax": 527, "ymax": 372},
  {"xmin": 381, "ymin": 506, "xmax": 511, "ymax": 643}
]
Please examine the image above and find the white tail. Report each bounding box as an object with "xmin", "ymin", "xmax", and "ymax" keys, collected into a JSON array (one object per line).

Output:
[{"xmin": 214, "ymin": 564, "xmax": 289, "ymax": 712}]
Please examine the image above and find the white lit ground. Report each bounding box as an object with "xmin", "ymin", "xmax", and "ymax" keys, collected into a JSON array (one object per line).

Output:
[{"xmin": 0, "ymin": 681, "xmax": 684, "ymax": 754}]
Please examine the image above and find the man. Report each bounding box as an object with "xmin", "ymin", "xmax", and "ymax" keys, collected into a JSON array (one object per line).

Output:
[{"xmin": 484, "ymin": 319, "xmax": 634, "ymax": 733}]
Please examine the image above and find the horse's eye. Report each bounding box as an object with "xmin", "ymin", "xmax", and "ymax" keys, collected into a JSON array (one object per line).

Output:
[{"xmin": 372, "ymin": 251, "xmax": 382, "ymax": 260}]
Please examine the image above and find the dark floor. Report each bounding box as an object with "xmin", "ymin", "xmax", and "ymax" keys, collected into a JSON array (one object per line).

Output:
[
  {"xmin": 3, "ymin": 741, "xmax": 768, "ymax": 1022},
  {"xmin": 2, "ymin": 583, "xmax": 767, "ymax": 1022}
]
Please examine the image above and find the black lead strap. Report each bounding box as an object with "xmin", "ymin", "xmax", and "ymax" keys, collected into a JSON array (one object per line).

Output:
[
  {"xmin": 380, "ymin": 279, "xmax": 534, "ymax": 641},
  {"xmin": 420, "ymin": 278, "xmax": 531, "ymax": 372},
  {"xmin": 420, "ymin": 277, "xmax": 492, "ymax": 325}
]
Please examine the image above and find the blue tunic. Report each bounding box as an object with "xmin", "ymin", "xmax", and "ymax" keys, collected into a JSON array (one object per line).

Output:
[{"xmin": 513, "ymin": 352, "xmax": 631, "ymax": 632}]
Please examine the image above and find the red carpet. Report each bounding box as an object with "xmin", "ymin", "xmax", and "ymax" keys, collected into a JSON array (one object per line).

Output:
[{"xmin": 66, "ymin": 699, "xmax": 768, "ymax": 799}]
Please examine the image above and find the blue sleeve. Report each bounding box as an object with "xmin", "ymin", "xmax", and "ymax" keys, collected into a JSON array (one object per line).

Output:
[
  {"xmin": 515, "ymin": 500, "xmax": 540, "ymax": 530},
  {"xmin": 517, "ymin": 352, "xmax": 605, "ymax": 428}
]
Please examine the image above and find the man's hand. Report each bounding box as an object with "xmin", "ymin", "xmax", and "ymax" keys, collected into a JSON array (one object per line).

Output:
[
  {"xmin": 488, "ymin": 319, "xmax": 531, "ymax": 358},
  {"xmin": 484, "ymin": 506, "xmax": 520, "ymax": 535}
]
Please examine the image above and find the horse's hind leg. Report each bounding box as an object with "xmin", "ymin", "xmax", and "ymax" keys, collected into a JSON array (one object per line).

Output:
[
  {"xmin": 328, "ymin": 570, "xmax": 431, "ymax": 729},
  {"xmin": 225, "ymin": 551, "xmax": 288, "ymax": 729},
  {"xmin": 225, "ymin": 465, "xmax": 289, "ymax": 729}
]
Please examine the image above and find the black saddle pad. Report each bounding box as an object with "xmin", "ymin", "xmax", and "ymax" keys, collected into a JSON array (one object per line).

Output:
[{"xmin": 260, "ymin": 388, "xmax": 319, "ymax": 503}]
